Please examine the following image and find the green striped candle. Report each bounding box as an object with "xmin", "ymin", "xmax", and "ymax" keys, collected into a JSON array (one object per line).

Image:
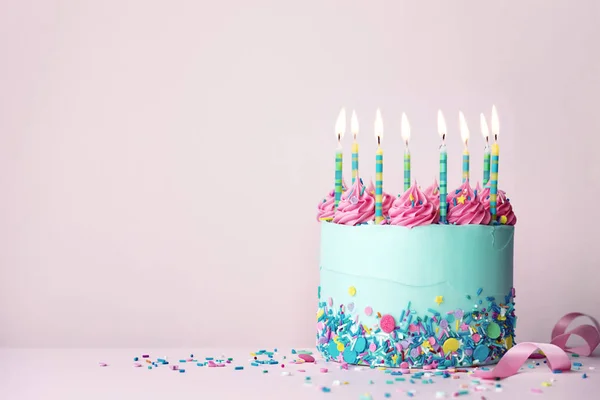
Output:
[
  {"xmin": 374, "ymin": 109, "xmax": 384, "ymax": 224},
  {"xmin": 459, "ymin": 111, "xmax": 470, "ymax": 183},
  {"xmin": 334, "ymin": 108, "xmax": 346, "ymax": 209},
  {"xmin": 481, "ymin": 113, "xmax": 491, "ymax": 186}
]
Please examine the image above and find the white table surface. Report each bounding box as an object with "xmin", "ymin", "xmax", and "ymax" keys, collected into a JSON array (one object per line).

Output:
[{"xmin": 1, "ymin": 348, "xmax": 599, "ymax": 399}]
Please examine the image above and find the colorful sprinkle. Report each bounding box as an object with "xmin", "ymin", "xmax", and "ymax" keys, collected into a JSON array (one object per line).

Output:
[{"xmin": 348, "ymin": 286, "xmax": 357, "ymax": 296}]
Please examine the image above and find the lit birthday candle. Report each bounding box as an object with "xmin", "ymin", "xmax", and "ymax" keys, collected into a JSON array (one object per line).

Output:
[
  {"xmin": 490, "ymin": 105, "xmax": 500, "ymax": 222},
  {"xmin": 351, "ymin": 110, "xmax": 359, "ymax": 184},
  {"xmin": 459, "ymin": 111, "xmax": 470, "ymax": 183},
  {"xmin": 438, "ymin": 110, "xmax": 448, "ymax": 223},
  {"xmin": 401, "ymin": 113, "xmax": 411, "ymax": 192},
  {"xmin": 334, "ymin": 108, "xmax": 346, "ymax": 209},
  {"xmin": 481, "ymin": 113, "xmax": 491, "ymax": 186},
  {"xmin": 374, "ymin": 109, "xmax": 384, "ymax": 224}
]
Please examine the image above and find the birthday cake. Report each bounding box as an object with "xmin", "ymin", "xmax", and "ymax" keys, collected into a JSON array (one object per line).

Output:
[{"xmin": 316, "ymin": 108, "xmax": 517, "ymax": 369}]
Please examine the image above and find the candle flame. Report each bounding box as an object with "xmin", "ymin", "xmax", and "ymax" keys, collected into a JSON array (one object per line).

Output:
[
  {"xmin": 459, "ymin": 111, "xmax": 469, "ymax": 146},
  {"xmin": 401, "ymin": 112, "xmax": 410, "ymax": 143},
  {"xmin": 437, "ymin": 110, "xmax": 447, "ymax": 140},
  {"xmin": 491, "ymin": 105, "xmax": 499, "ymax": 141},
  {"xmin": 351, "ymin": 110, "xmax": 359, "ymax": 137},
  {"xmin": 480, "ymin": 113, "xmax": 489, "ymax": 141},
  {"xmin": 335, "ymin": 108, "xmax": 346, "ymax": 140},
  {"xmin": 374, "ymin": 108, "xmax": 383, "ymax": 141}
]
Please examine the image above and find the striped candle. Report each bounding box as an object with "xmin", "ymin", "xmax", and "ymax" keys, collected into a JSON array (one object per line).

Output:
[
  {"xmin": 481, "ymin": 113, "xmax": 491, "ymax": 185},
  {"xmin": 401, "ymin": 113, "xmax": 411, "ymax": 192},
  {"xmin": 404, "ymin": 151, "xmax": 411, "ymax": 192},
  {"xmin": 483, "ymin": 146, "xmax": 491, "ymax": 186},
  {"xmin": 334, "ymin": 108, "xmax": 346, "ymax": 209},
  {"xmin": 375, "ymin": 147, "xmax": 383, "ymax": 223},
  {"xmin": 439, "ymin": 146, "xmax": 447, "ymax": 223},
  {"xmin": 351, "ymin": 110, "xmax": 359, "ymax": 184},
  {"xmin": 374, "ymin": 109, "xmax": 384, "ymax": 224},
  {"xmin": 438, "ymin": 110, "xmax": 448, "ymax": 223},
  {"xmin": 490, "ymin": 143, "xmax": 499, "ymax": 221},
  {"xmin": 462, "ymin": 151, "xmax": 469, "ymax": 183},
  {"xmin": 459, "ymin": 111, "xmax": 470, "ymax": 183},
  {"xmin": 489, "ymin": 105, "xmax": 500, "ymax": 221},
  {"xmin": 351, "ymin": 141, "xmax": 359, "ymax": 184},
  {"xmin": 334, "ymin": 148, "xmax": 343, "ymax": 208}
]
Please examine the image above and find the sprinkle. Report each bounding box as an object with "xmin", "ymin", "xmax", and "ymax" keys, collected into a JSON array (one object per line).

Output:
[
  {"xmin": 142, "ymin": 354, "xmax": 149, "ymax": 358},
  {"xmin": 531, "ymin": 388, "xmax": 543, "ymax": 394},
  {"xmin": 582, "ymin": 373, "xmax": 588, "ymax": 379},
  {"xmin": 435, "ymin": 392, "xmax": 447, "ymax": 399},
  {"xmin": 476, "ymin": 288, "xmax": 483, "ymax": 296},
  {"xmin": 133, "ymin": 357, "xmax": 138, "ymax": 361},
  {"xmin": 348, "ymin": 286, "xmax": 357, "ymax": 296},
  {"xmin": 98, "ymin": 362, "xmax": 108, "ymax": 367},
  {"xmin": 179, "ymin": 369, "xmax": 185, "ymax": 373},
  {"xmin": 574, "ymin": 362, "xmax": 583, "ymax": 367},
  {"xmin": 321, "ymin": 387, "xmax": 331, "ymax": 393},
  {"xmin": 234, "ymin": 366, "xmax": 244, "ymax": 370},
  {"xmin": 320, "ymin": 368, "xmax": 329, "ymax": 373},
  {"xmin": 281, "ymin": 371, "xmax": 291, "ymax": 376},
  {"xmin": 133, "ymin": 363, "xmax": 142, "ymax": 367}
]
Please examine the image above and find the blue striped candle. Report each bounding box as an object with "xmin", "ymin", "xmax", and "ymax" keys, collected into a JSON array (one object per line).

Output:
[
  {"xmin": 483, "ymin": 147, "xmax": 491, "ymax": 186},
  {"xmin": 334, "ymin": 149, "xmax": 343, "ymax": 209},
  {"xmin": 352, "ymin": 141, "xmax": 359, "ymax": 184},
  {"xmin": 375, "ymin": 147, "xmax": 384, "ymax": 224},
  {"xmin": 439, "ymin": 145, "xmax": 447, "ymax": 223}
]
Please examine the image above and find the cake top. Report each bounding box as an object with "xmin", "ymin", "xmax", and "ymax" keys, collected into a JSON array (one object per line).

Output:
[{"xmin": 317, "ymin": 107, "xmax": 516, "ymax": 227}]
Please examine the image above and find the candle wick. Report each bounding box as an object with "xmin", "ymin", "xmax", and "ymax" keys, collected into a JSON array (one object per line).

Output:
[
  {"xmin": 377, "ymin": 136, "xmax": 381, "ymax": 146},
  {"xmin": 442, "ymin": 133, "xmax": 446, "ymax": 142},
  {"xmin": 494, "ymin": 134, "xmax": 498, "ymax": 142},
  {"xmin": 338, "ymin": 133, "xmax": 341, "ymax": 142}
]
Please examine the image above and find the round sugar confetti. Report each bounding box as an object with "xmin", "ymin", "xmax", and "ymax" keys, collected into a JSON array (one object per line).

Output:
[
  {"xmin": 474, "ymin": 345, "xmax": 490, "ymax": 362},
  {"xmin": 380, "ymin": 314, "xmax": 396, "ymax": 333},
  {"xmin": 443, "ymin": 338, "xmax": 459, "ymax": 354},
  {"xmin": 364, "ymin": 306, "xmax": 373, "ymax": 316},
  {"xmin": 472, "ymin": 333, "xmax": 481, "ymax": 343},
  {"xmin": 298, "ymin": 354, "xmax": 315, "ymax": 363},
  {"xmin": 486, "ymin": 322, "xmax": 501, "ymax": 339},
  {"xmin": 369, "ymin": 343, "xmax": 377, "ymax": 352},
  {"xmin": 348, "ymin": 286, "xmax": 357, "ymax": 296},
  {"xmin": 354, "ymin": 337, "xmax": 367, "ymax": 353},
  {"xmin": 500, "ymin": 215, "xmax": 508, "ymax": 224},
  {"xmin": 347, "ymin": 302, "xmax": 354, "ymax": 311},
  {"xmin": 328, "ymin": 342, "xmax": 340, "ymax": 358},
  {"xmin": 350, "ymin": 196, "xmax": 358, "ymax": 205},
  {"xmin": 343, "ymin": 348, "xmax": 358, "ymax": 363}
]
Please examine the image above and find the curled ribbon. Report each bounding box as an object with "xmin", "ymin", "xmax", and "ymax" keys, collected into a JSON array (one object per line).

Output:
[{"xmin": 473, "ymin": 312, "xmax": 600, "ymax": 379}]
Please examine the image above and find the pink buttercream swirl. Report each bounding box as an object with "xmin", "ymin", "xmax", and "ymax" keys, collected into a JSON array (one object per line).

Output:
[
  {"xmin": 367, "ymin": 180, "xmax": 394, "ymax": 217},
  {"xmin": 333, "ymin": 178, "xmax": 375, "ymax": 225},
  {"xmin": 447, "ymin": 180, "xmax": 491, "ymax": 225},
  {"xmin": 422, "ymin": 178, "xmax": 440, "ymax": 210},
  {"xmin": 480, "ymin": 185, "xmax": 517, "ymax": 225},
  {"xmin": 388, "ymin": 184, "xmax": 438, "ymax": 228},
  {"xmin": 316, "ymin": 180, "xmax": 348, "ymax": 221}
]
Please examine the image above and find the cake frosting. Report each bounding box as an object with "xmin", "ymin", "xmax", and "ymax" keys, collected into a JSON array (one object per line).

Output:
[
  {"xmin": 367, "ymin": 180, "xmax": 394, "ymax": 217},
  {"xmin": 388, "ymin": 183, "xmax": 438, "ymax": 228},
  {"xmin": 480, "ymin": 186, "xmax": 517, "ymax": 225},
  {"xmin": 332, "ymin": 178, "xmax": 375, "ymax": 225},
  {"xmin": 447, "ymin": 180, "xmax": 490, "ymax": 225},
  {"xmin": 423, "ymin": 178, "xmax": 440, "ymax": 209},
  {"xmin": 316, "ymin": 179, "xmax": 348, "ymax": 221}
]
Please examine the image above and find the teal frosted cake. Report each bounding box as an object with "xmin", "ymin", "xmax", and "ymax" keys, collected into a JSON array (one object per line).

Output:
[{"xmin": 316, "ymin": 108, "xmax": 516, "ymax": 369}]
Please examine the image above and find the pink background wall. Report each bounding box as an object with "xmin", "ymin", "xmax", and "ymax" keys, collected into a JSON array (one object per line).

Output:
[{"xmin": 1, "ymin": 0, "xmax": 599, "ymax": 348}]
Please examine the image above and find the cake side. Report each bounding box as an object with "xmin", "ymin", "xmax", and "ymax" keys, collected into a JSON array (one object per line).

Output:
[{"xmin": 316, "ymin": 223, "xmax": 516, "ymax": 368}]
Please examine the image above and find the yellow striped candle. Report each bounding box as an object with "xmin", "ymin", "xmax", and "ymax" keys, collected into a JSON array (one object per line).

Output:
[
  {"xmin": 401, "ymin": 113, "xmax": 411, "ymax": 192},
  {"xmin": 334, "ymin": 108, "xmax": 346, "ymax": 209},
  {"xmin": 351, "ymin": 110, "xmax": 359, "ymax": 184},
  {"xmin": 489, "ymin": 105, "xmax": 500, "ymax": 221},
  {"xmin": 374, "ymin": 109, "xmax": 384, "ymax": 224},
  {"xmin": 459, "ymin": 111, "xmax": 470, "ymax": 183}
]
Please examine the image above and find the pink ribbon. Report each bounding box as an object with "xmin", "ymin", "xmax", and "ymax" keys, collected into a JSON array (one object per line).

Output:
[{"xmin": 473, "ymin": 312, "xmax": 600, "ymax": 379}]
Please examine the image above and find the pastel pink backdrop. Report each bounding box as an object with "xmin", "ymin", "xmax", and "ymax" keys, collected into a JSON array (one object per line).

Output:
[{"xmin": 0, "ymin": 0, "xmax": 598, "ymax": 348}]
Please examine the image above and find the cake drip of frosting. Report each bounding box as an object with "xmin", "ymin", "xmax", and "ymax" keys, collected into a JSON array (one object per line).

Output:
[
  {"xmin": 388, "ymin": 183, "xmax": 438, "ymax": 228},
  {"xmin": 447, "ymin": 180, "xmax": 491, "ymax": 225},
  {"xmin": 333, "ymin": 178, "xmax": 375, "ymax": 226},
  {"xmin": 367, "ymin": 180, "xmax": 394, "ymax": 217},
  {"xmin": 480, "ymin": 185, "xmax": 517, "ymax": 225},
  {"xmin": 316, "ymin": 179, "xmax": 347, "ymax": 221},
  {"xmin": 422, "ymin": 178, "xmax": 440, "ymax": 209}
]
